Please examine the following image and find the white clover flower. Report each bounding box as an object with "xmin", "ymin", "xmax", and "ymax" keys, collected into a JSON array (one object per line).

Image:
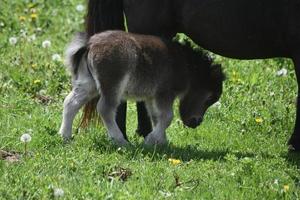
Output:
[
  {"xmin": 20, "ymin": 29, "xmax": 27, "ymax": 38},
  {"xmin": 9, "ymin": 37, "xmax": 18, "ymax": 45},
  {"xmin": 52, "ymin": 54, "xmax": 61, "ymax": 61},
  {"xmin": 76, "ymin": 4, "xmax": 85, "ymax": 12},
  {"xmin": 0, "ymin": 22, "xmax": 4, "ymax": 27},
  {"xmin": 276, "ymin": 68, "xmax": 288, "ymax": 76},
  {"xmin": 212, "ymin": 101, "xmax": 221, "ymax": 109},
  {"xmin": 36, "ymin": 27, "xmax": 42, "ymax": 32},
  {"xmin": 27, "ymin": 34, "xmax": 36, "ymax": 42},
  {"xmin": 274, "ymin": 179, "xmax": 279, "ymax": 185},
  {"xmin": 53, "ymin": 188, "xmax": 64, "ymax": 198},
  {"xmin": 42, "ymin": 40, "xmax": 51, "ymax": 48},
  {"xmin": 20, "ymin": 133, "xmax": 32, "ymax": 143}
]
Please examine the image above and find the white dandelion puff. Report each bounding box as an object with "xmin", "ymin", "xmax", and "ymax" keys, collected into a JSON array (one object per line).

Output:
[
  {"xmin": 20, "ymin": 133, "xmax": 32, "ymax": 143},
  {"xmin": 42, "ymin": 40, "xmax": 51, "ymax": 48},
  {"xmin": 53, "ymin": 188, "xmax": 64, "ymax": 198},
  {"xmin": 276, "ymin": 68, "xmax": 288, "ymax": 76},
  {"xmin": 52, "ymin": 54, "xmax": 61, "ymax": 61},
  {"xmin": 9, "ymin": 37, "xmax": 18, "ymax": 45},
  {"xmin": 76, "ymin": 4, "xmax": 85, "ymax": 12}
]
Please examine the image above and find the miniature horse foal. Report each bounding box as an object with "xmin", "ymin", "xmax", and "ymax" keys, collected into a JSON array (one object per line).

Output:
[{"xmin": 59, "ymin": 31, "xmax": 224, "ymax": 146}]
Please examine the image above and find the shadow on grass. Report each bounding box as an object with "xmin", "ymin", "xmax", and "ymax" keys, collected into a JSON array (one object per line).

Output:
[
  {"xmin": 285, "ymin": 151, "xmax": 300, "ymax": 167},
  {"xmin": 89, "ymin": 134, "xmax": 265, "ymax": 162},
  {"xmin": 283, "ymin": 152, "xmax": 300, "ymax": 187}
]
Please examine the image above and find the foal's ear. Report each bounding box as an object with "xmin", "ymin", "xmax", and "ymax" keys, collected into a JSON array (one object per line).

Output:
[{"xmin": 211, "ymin": 64, "xmax": 226, "ymax": 82}]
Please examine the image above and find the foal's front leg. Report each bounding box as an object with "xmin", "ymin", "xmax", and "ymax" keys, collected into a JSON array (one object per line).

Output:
[
  {"xmin": 144, "ymin": 98, "xmax": 174, "ymax": 146},
  {"xmin": 97, "ymin": 96, "xmax": 129, "ymax": 146}
]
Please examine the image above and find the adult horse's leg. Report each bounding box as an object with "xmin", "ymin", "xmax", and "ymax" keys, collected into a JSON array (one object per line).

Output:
[
  {"xmin": 136, "ymin": 102, "xmax": 152, "ymax": 137},
  {"xmin": 116, "ymin": 102, "xmax": 127, "ymax": 140},
  {"xmin": 85, "ymin": 0, "xmax": 128, "ymax": 139},
  {"xmin": 289, "ymin": 53, "xmax": 300, "ymax": 151}
]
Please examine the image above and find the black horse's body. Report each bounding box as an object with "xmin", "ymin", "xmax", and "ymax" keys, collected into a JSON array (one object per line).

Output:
[
  {"xmin": 124, "ymin": 0, "xmax": 300, "ymax": 58},
  {"xmin": 86, "ymin": 0, "xmax": 300, "ymax": 150}
]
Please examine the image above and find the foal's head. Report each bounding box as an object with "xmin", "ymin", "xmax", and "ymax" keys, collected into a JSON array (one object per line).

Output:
[{"xmin": 178, "ymin": 48, "xmax": 225, "ymax": 128}]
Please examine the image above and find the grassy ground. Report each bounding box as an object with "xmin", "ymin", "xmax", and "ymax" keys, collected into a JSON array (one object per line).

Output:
[{"xmin": 1, "ymin": 0, "xmax": 300, "ymax": 199}]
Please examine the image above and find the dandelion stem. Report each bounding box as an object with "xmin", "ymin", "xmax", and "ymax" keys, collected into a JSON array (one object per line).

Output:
[{"xmin": 24, "ymin": 143, "xmax": 27, "ymax": 157}]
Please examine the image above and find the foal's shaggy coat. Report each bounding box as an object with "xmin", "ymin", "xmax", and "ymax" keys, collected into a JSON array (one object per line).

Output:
[{"xmin": 59, "ymin": 31, "xmax": 224, "ymax": 145}]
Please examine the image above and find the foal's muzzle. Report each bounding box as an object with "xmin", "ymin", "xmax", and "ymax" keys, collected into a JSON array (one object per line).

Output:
[{"xmin": 184, "ymin": 117, "xmax": 203, "ymax": 129}]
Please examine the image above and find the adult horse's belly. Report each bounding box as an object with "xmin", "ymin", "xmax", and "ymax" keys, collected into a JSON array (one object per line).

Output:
[{"xmin": 181, "ymin": 0, "xmax": 290, "ymax": 59}]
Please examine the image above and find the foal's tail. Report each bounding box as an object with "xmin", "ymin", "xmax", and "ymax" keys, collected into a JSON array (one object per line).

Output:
[
  {"xmin": 85, "ymin": 0, "xmax": 125, "ymax": 36},
  {"xmin": 79, "ymin": 0, "xmax": 125, "ymax": 128},
  {"xmin": 65, "ymin": 32, "xmax": 100, "ymax": 128},
  {"xmin": 65, "ymin": 32, "xmax": 88, "ymax": 76}
]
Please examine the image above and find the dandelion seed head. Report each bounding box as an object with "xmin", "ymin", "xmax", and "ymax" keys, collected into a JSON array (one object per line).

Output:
[
  {"xmin": 76, "ymin": 4, "xmax": 85, "ymax": 12},
  {"xmin": 53, "ymin": 188, "xmax": 64, "ymax": 197},
  {"xmin": 42, "ymin": 40, "xmax": 51, "ymax": 48},
  {"xmin": 9, "ymin": 37, "xmax": 18, "ymax": 45},
  {"xmin": 52, "ymin": 54, "xmax": 61, "ymax": 61},
  {"xmin": 20, "ymin": 133, "xmax": 32, "ymax": 143}
]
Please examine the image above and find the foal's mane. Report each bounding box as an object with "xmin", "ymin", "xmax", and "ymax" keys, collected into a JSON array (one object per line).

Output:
[{"xmin": 169, "ymin": 39, "xmax": 213, "ymax": 75}]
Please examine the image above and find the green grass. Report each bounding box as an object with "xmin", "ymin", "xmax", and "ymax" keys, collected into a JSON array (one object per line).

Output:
[{"xmin": 1, "ymin": 0, "xmax": 300, "ymax": 199}]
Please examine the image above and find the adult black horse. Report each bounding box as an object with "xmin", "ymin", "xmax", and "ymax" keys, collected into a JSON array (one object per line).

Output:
[{"xmin": 85, "ymin": 0, "xmax": 300, "ymax": 151}]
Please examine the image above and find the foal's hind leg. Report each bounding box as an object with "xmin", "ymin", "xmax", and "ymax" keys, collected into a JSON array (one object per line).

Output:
[
  {"xmin": 59, "ymin": 83, "xmax": 97, "ymax": 140},
  {"xmin": 144, "ymin": 96, "xmax": 174, "ymax": 146},
  {"xmin": 288, "ymin": 53, "xmax": 300, "ymax": 151},
  {"xmin": 97, "ymin": 95, "xmax": 129, "ymax": 146}
]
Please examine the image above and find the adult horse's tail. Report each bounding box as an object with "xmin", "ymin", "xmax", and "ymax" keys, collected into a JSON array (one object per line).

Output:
[
  {"xmin": 80, "ymin": 0, "xmax": 125, "ymax": 128},
  {"xmin": 85, "ymin": 0, "xmax": 125, "ymax": 36}
]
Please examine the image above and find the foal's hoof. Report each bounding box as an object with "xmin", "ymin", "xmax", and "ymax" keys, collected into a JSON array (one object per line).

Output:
[
  {"xmin": 112, "ymin": 138, "xmax": 130, "ymax": 147},
  {"xmin": 144, "ymin": 134, "xmax": 167, "ymax": 146},
  {"xmin": 59, "ymin": 133, "xmax": 73, "ymax": 142}
]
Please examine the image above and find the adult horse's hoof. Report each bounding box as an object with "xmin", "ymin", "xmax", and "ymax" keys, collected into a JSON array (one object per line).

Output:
[{"xmin": 288, "ymin": 136, "xmax": 300, "ymax": 152}]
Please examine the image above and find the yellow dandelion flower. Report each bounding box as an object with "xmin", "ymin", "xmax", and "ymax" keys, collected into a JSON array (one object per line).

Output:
[
  {"xmin": 255, "ymin": 117, "xmax": 263, "ymax": 123},
  {"xmin": 19, "ymin": 16, "xmax": 26, "ymax": 21},
  {"xmin": 168, "ymin": 158, "xmax": 181, "ymax": 165},
  {"xmin": 31, "ymin": 64, "xmax": 37, "ymax": 69},
  {"xmin": 30, "ymin": 13, "xmax": 38, "ymax": 20},
  {"xmin": 33, "ymin": 79, "xmax": 41, "ymax": 84},
  {"xmin": 283, "ymin": 185, "xmax": 289, "ymax": 192},
  {"xmin": 232, "ymin": 70, "xmax": 238, "ymax": 77}
]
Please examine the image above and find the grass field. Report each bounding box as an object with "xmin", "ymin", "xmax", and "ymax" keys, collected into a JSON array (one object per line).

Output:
[{"xmin": 1, "ymin": 0, "xmax": 300, "ymax": 199}]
